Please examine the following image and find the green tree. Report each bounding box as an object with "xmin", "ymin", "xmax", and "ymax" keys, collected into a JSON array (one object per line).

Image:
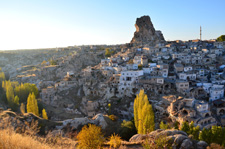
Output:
[
  {"xmin": 173, "ymin": 121, "xmax": 179, "ymax": 129},
  {"xmin": 217, "ymin": 35, "xmax": 225, "ymax": 42},
  {"xmin": 42, "ymin": 108, "xmax": 48, "ymax": 120},
  {"xmin": 14, "ymin": 95, "xmax": 19, "ymax": 106},
  {"xmin": 105, "ymin": 48, "xmax": 111, "ymax": 57},
  {"xmin": 160, "ymin": 121, "xmax": 170, "ymax": 130},
  {"xmin": 138, "ymin": 64, "xmax": 143, "ymax": 70},
  {"xmin": 134, "ymin": 89, "xmax": 155, "ymax": 134},
  {"xmin": 188, "ymin": 121, "xmax": 200, "ymax": 140},
  {"xmin": 27, "ymin": 92, "xmax": 39, "ymax": 116},
  {"xmin": 6, "ymin": 84, "xmax": 15, "ymax": 107},
  {"xmin": 77, "ymin": 124, "xmax": 105, "ymax": 149},
  {"xmin": 180, "ymin": 121, "xmax": 190, "ymax": 134},
  {"xmin": 179, "ymin": 121, "xmax": 201, "ymax": 141},
  {"xmin": 199, "ymin": 128, "xmax": 212, "ymax": 145},
  {"xmin": 0, "ymin": 69, "xmax": 5, "ymax": 92},
  {"xmin": 0, "ymin": 72, "xmax": 5, "ymax": 82},
  {"xmin": 14, "ymin": 83, "xmax": 39, "ymax": 103}
]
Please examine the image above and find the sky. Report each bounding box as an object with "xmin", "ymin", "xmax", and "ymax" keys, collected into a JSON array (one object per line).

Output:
[{"xmin": 0, "ymin": 0, "xmax": 225, "ymax": 50}]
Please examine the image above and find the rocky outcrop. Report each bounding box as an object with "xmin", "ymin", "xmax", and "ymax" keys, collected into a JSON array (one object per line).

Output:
[
  {"xmin": 129, "ymin": 129, "xmax": 208, "ymax": 149},
  {"xmin": 130, "ymin": 15, "xmax": 165, "ymax": 46},
  {"xmin": 62, "ymin": 114, "xmax": 109, "ymax": 130}
]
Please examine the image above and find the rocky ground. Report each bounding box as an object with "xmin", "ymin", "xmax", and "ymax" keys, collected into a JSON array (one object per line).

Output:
[{"xmin": 0, "ymin": 109, "xmax": 209, "ymax": 149}]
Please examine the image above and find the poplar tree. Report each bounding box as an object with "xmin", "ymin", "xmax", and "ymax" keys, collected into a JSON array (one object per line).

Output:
[
  {"xmin": 27, "ymin": 92, "xmax": 39, "ymax": 116},
  {"xmin": 0, "ymin": 72, "xmax": 5, "ymax": 82},
  {"xmin": 134, "ymin": 89, "xmax": 155, "ymax": 134},
  {"xmin": 42, "ymin": 109, "xmax": 48, "ymax": 120},
  {"xmin": 20, "ymin": 103, "xmax": 25, "ymax": 114},
  {"xmin": 6, "ymin": 84, "xmax": 14, "ymax": 106},
  {"xmin": 14, "ymin": 95, "xmax": 20, "ymax": 106}
]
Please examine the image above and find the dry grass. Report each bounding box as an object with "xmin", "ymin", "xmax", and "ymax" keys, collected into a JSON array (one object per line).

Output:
[
  {"xmin": 0, "ymin": 128, "xmax": 78, "ymax": 149},
  {"xmin": 0, "ymin": 114, "xmax": 77, "ymax": 149},
  {"xmin": 0, "ymin": 128, "xmax": 52, "ymax": 149}
]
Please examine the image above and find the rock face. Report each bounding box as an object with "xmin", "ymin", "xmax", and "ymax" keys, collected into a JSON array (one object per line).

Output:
[
  {"xmin": 130, "ymin": 15, "xmax": 165, "ymax": 46},
  {"xmin": 129, "ymin": 129, "xmax": 208, "ymax": 149}
]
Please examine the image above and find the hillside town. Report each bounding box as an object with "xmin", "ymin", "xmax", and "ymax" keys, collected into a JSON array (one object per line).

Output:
[
  {"xmin": 1, "ymin": 16, "xmax": 224, "ymax": 131},
  {"xmin": 1, "ymin": 15, "xmax": 225, "ymax": 148}
]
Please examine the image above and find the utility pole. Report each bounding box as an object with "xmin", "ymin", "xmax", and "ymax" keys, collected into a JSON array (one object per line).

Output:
[{"xmin": 200, "ymin": 26, "xmax": 202, "ymax": 41}]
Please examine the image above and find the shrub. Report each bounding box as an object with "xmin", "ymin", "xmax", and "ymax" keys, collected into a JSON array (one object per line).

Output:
[
  {"xmin": 217, "ymin": 35, "xmax": 225, "ymax": 42},
  {"xmin": 119, "ymin": 120, "xmax": 137, "ymax": 141},
  {"xmin": 138, "ymin": 64, "xmax": 143, "ymax": 69},
  {"xmin": 77, "ymin": 124, "xmax": 105, "ymax": 149},
  {"xmin": 108, "ymin": 115, "xmax": 118, "ymax": 121},
  {"xmin": 143, "ymin": 133, "xmax": 172, "ymax": 149},
  {"xmin": 207, "ymin": 143, "xmax": 225, "ymax": 149},
  {"xmin": 159, "ymin": 121, "xmax": 170, "ymax": 130},
  {"xmin": 108, "ymin": 133, "xmax": 122, "ymax": 148}
]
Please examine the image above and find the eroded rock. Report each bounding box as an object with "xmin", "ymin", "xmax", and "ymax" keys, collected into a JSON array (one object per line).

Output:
[{"xmin": 130, "ymin": 15, "xmax": 165, "ymax": 46}]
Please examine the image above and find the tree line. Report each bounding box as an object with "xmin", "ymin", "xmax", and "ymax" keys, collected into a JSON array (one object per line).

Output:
[{"xmin": 0, "ymin": 68, "xmax": 48, "ymax": 119}]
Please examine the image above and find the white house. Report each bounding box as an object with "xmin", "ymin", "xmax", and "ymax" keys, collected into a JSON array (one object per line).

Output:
[
  {"xmin": 101, "ymin": 59, "xmax": 110, "ymax": 66},
  {"xmin": 143, "ymin": 68, "xmax": 151, "ymax": 74},
  {"xmin": 209, "ymin": 85, "xmax": 224, "ymax": 102},
  {"xmin": 195, "ymin": 100, "xmax": 209, "ymax": 112},
  {"xmin": 133, "ymin": 56, "xmax": 142, "ymax": 64},
  {"xmin": 184, "ymin": 66, "xmax": 193, "ymax": 72},
  {"xmin": 119, "ymin": 70, "xmax": 144, "ymax": 91}
]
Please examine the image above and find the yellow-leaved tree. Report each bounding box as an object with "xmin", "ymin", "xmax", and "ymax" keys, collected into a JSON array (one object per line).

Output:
[
  {"xmin": 27, "ymin": 92, "xmax": 39, "ymax": 116},
  {"xmin": 20, "ymin": 103, "xmax": 25, "ymax": 114},
  {"xmin": 42, "ymin": 109, "xmax": 48, "ymax": 120},
  {"xmin": 134, "ymin": 89, "xmax": 155, "ymax": 134},
  {"xmin": 77, "ymin": 124, "xmax": 105, "ymax": 149}
]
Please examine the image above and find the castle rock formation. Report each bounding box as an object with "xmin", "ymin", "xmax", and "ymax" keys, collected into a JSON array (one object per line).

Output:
[{"xmin": 130, "ymin": 15, "xmax": 165, "ymax": 46}]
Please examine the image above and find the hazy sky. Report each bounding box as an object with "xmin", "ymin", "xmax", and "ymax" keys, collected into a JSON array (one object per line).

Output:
[{"xmin": 0, "ymin": 0, "xmax": 225, "ymax": 50}]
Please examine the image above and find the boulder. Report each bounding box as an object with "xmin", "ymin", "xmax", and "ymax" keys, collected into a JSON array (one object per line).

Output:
[
  {"xmin": 62, "ymin": 114, "xmax": 109, "ymax": 130},
  {"xmin": 129, "ymin": 134, "xmax": 147, "ymax": 142},
  {"xmin": 129, "ymin": 129, "xmax": 207, "ymax": 149},
  {"xmin": 197, "ymin": 141, "xmax": 208, "ymax": 149},
  {"xmin": 180, "ymin": 139, "xmax": 193, "ymax": 149},
  {"xmin": 92, "ymin": 114, "xmax": 108, "ymax": 129},
  {"xmin": 63, "ymin": 117, "xmax": 93, "ymax": 128}
]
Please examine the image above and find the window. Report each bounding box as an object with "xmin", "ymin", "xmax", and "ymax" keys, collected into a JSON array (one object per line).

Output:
[{"xmin": 127, "ymin": 77, "xmax": 131, "ymax": 81}]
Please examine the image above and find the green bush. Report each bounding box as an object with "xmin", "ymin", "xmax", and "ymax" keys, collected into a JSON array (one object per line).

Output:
[{"xmin": 119, "ymin": 120, "xmax": 137, "ymax": 141}]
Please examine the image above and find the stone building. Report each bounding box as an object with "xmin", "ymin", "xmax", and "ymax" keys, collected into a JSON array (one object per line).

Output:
[{"xmin": 168, "ymin": 98, "xmax": 217, "ymax": 129}]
